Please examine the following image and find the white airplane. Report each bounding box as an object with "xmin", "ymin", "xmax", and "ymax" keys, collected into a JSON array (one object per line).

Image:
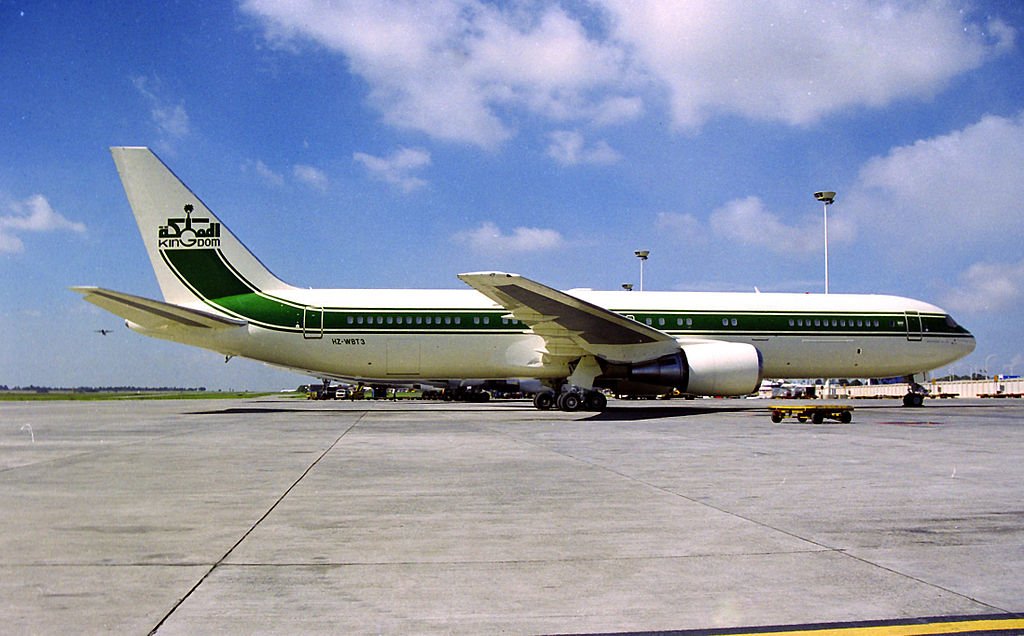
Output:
[{"xmin": 74, "ymin": 147, "xmax": 975, "ymax": 411}]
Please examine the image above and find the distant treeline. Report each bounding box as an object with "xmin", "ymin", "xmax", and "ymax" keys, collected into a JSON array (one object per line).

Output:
[{"xmin": 0, "ymin": 385, "xmax": 208, "ymax": 393}]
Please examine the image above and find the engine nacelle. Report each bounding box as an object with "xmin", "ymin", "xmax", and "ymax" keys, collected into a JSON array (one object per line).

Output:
[{"xmin": 628, "ymin": 342, "xmax": 763, "ymax": 396}]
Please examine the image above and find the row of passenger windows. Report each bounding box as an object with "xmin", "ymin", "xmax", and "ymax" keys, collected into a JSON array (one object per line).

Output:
[
  {"xmin": 640, "ymin": 317, "xmax": 695, "ymax": 327},
  {"xmin": 339, "ymin": 313, "xmax": 888, "ymax": 329},
  {"xmin": 634, "ymin": 316, "xmax": 882, "ymax": 329},
  {"xmin": 343, "ymin": 315, "xmax": 522, "ymax": 326},
  {"xmin": 789, "ymin": 318, "xmax": 881, "ymax": 328}
]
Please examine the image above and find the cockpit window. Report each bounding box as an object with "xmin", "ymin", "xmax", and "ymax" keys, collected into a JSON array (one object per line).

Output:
[{"xmin": 945, "ymin": 315, "xmax": 959, "ymax": 329}]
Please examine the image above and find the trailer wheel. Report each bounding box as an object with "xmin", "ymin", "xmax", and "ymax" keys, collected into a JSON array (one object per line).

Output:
[
  {"xmin": 771, "ymin": 410, "xmax": 783, "ymax": 423},
  {"xmin": 840, "ymin": 411, "xmax": 852, "ymax": 423},
  {"xmin": 812, "ymin": 411, "xmax": 824, "ymax": 424}
]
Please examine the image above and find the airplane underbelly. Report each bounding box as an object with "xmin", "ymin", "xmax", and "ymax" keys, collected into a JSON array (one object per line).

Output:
[
  {"xmin": 239, "ymin": 330, "xmax": 561, "ymax": 381},
  {"xmin": 753, "ymin": 335, "xmax": 971, "ymax": 378}
]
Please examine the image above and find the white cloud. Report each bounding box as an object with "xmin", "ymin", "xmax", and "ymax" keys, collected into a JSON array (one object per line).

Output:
[
  {"xmin": 131, "ymin": 76, "xmax": 191, "ymax": 144},
  {"xmin": 453, "ymin": 221, "xmax": 564, "ymax": 253},
  {"xmin": 591, "ymin": 96, "xmax": 644, "ymax": 126},
  {"xmin": 292, "ymin": 164, "xmax": 328, "ymax": 191},
  {"xmin": 707, "ymin": 196, "xmax": 855, "ymax": 255},
  {"xmin": 243, "ymin": 159, "xmax": 285, "ymax": 187},
  {"xmin": 354, "ymin": 147, "xmax": 431, "ymax": 192},
  {"xmin": 546, "ymin": 130, "xmax": 619, "ymax": 166},
  {"xmin": 599, "ymin": 0, "xmax": 1012, "ymax": 129},
  {"xmin": 709, "ymin": 197, "xmax": 813, "ymax": 254},
  {"xmin": 655, "ymin": 211, "xmax": 702, "ymax": 237},
  {"xmin": 241, "ymin": 0, "xmax": 633, "ymax": 147},
  {"xmin": 255, "ymin": 160, "xmax": 285, "ymax": 187},
  {"xmin": 243, "ymin": 1, "xmax": 1010, "ymax": 143},
  {"xmin": 0, "ymin": 194, "xmax": 86, "ymax": 254},
  {"xmin": 848, "ymin": 111, "xmax": 1024, "ymax": 259},
  {"xmin": 942, "ymin": 260, "xmax": 1024, "ymax": 314}
]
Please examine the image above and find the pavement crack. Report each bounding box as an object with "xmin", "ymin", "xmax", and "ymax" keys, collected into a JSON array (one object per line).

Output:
[{"xmin": 148, "ymin": 413, "xmax": 365, "ymax": 635}]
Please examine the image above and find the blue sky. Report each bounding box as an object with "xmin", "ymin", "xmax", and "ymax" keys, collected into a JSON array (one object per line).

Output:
[{"xmin": 3, "ymin": 0, "xmax": 1024, "ymax": 389}]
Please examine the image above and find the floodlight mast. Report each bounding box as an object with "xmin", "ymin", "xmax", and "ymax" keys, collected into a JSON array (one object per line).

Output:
[
  {"xmin": 814, "ymin": 191, "xmax": 836, "ymax": 294},
  {"xmin": 634, "ymin": 250, "xmax": 649, "ymax": 291}
]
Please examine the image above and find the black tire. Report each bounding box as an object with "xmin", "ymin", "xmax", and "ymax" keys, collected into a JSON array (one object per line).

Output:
[
  {"xmin": 533, "ymin": 391, "xmax": 555, "ymax": 410},
  {"xmin": 840, "ymin": 410, "xmax": 852, "ymax": 423},
  {"xmin": 812, "ymin": 411, "xmax": 824, "ymax": 424},
  {"xmin": 585, "ymin": 391, "xmax": 608, "ymax": 411},
  {"xmin": 903, "ymin": 393, "xmax": 924, "ymax": 407},
  {"xmin": 771, "ymin": 411, "xmax": 783, "ymax": 423},
  {"xmin": 559, "ymin": 392, "xmax": 581, "ymax": 411}
]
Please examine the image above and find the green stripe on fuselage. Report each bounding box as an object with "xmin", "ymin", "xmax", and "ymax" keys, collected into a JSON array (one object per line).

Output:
[
  {"xmin": 163, "ymin": 249, "xmax": 303, "ymax": 329},
  {"xmin": 160, "ymin": 248, "xmax": 970, "ymax": 339},
  {"xmin": 164, "ymin": 249, "xmax": 251, "ymax": 298}
]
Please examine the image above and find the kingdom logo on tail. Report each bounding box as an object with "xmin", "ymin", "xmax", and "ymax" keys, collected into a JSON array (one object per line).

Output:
[
  {"xmin": 75, "ymin": 146, "xmax": 975, "ymax": 411},
  {"xmin": 158, "ymin": 204, "xmax": 222, "ymax": 249}
]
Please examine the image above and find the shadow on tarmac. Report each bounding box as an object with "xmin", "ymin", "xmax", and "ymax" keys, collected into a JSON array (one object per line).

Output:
[
  {"xmin": 582, "ymin": 406, "xmax": 757, "ymax": 421},
  {"xmin": 188, "ymin": 402, "xmax": 762, "ymax": 421},
  {"xmin": 188, "ymin": 398, "xmax": 1016, "ymax": 420}
]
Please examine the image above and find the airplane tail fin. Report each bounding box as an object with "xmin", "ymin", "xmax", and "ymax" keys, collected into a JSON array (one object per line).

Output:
[{"xmin": 110, "ymin": 147, "xmax": 292, "ymax": 307}]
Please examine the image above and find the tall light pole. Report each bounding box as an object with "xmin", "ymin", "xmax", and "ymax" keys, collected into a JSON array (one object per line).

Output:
[
  {"xmin": 634, "ymin": 250, "xmax": 649, "ymax": 291},
  {"xmin": 814, "ymin": 191, "xmax": 836, "ymax": 294}
]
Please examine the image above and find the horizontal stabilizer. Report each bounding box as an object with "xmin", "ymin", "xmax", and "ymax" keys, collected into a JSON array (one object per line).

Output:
[{"xmin": 71, "ymin": 287, "xmax": 247, "ymax": 330}]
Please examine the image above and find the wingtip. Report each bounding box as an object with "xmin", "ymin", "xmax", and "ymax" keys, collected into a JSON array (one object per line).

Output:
[{"xmin": 457, "ymin": 271, "xmax": 520, "ymax": 279}]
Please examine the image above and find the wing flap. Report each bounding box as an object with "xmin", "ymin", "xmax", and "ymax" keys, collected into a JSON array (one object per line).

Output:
[
  {"xmin": 72, "ymin": 287, "xmax": 247, "ymax": 330},
  {"xmin": 458, "ymin": 272, "xmax": 681, "ymax": 363}
]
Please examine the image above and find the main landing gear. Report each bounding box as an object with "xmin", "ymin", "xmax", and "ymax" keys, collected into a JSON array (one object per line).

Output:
[
  {"xmin": 533, "ymin": 388, "xmax": 607, "ymax": 412},
  {"xmin": 902, "ymin": 376, "xmax": 929, "ymax": 407}
]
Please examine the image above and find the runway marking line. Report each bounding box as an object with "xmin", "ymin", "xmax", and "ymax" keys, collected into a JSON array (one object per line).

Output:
[
  {"xmin": 586, "ymin": 614, "xmax": 1024, "ymax": 636},
  {"xmin": 724, "ymin": 616, "xmax": 1024, "ymax": 635}
]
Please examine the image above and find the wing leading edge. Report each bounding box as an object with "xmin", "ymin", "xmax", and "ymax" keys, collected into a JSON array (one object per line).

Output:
[{"xmin": 457, "ymin": 271, "xmax": 682, "ymax": 364}]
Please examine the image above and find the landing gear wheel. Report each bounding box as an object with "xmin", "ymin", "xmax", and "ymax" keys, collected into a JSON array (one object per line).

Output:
[
  {"xmin": 903, "ymin": 393, "xmax": 924, "ymax": 407},
  {"xmin": 583, "ymin": 391, "xmax": 607, "ymax": 412},
  {"xmin": 557, "ymin": 391, "xmax": 581, "ymax": 412},
  {"xmin": 533, "ymin": 390, "xmax": 555, "ymax": 410}
]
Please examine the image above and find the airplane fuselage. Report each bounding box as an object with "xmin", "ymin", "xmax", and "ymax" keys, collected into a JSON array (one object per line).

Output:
[{"xmin": 135, "ymin": 265, "xmax": 973, "ymax": 384}]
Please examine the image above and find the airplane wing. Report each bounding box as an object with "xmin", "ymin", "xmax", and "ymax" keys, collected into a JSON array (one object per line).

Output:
[
  {"xmin": 71, "ymin": 287, "xmax": 247, "ymax": 330},
  {"xmin": 457, "ymin": 271, "xmax": 682, "ymax": 363}
]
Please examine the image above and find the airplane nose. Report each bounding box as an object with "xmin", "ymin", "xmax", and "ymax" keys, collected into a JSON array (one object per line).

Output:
[{"xmin": 961, "ymin": 333, "xmax": 977, "ymax": 356}]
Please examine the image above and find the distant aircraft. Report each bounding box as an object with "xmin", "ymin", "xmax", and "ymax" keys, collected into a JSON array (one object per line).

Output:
[
  {"xmin": 94, "ymin": 329, "xmax": 114, "ymax": 336},
  {"xmin": 74, "ymin": 147, "xmax": 975, "ymax": 411}
]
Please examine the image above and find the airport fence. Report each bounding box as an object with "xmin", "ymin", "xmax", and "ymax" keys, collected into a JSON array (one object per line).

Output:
[{"xmin": 837, "ymin": 378, "xmax": 1024, "ymax": 400}]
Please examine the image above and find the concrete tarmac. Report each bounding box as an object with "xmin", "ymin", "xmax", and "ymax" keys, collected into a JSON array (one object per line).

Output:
[{"xmin": 1, "ymin": 397, "xmax": 1022, "ymax": 634}]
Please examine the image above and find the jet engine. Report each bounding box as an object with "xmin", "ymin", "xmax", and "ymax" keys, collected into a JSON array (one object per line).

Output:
[{"xmin": 625, "ymin": 341, "xmax": 763, "ymax": 396}]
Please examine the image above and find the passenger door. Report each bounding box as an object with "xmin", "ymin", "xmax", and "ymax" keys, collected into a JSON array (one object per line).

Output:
[
  {"xmin": 303, "ymin": 306, "xmax": 323, "ymax": 339},
  {"xmin": 905, "ymin": 311, "xmax": 922, "ymax": 341}
]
